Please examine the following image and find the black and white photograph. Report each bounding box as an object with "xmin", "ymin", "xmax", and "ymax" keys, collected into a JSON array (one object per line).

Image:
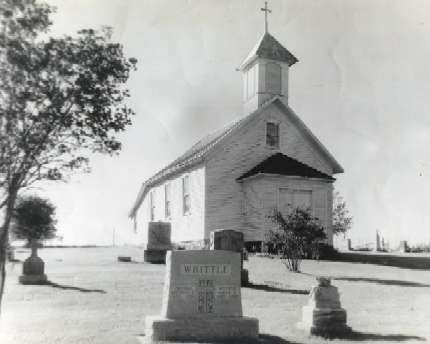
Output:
[{"xmin": 0, "ymin": 0, "xmax": 429, "ymax": 343}]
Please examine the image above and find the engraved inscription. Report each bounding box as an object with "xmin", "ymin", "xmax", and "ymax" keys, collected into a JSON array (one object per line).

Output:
[
  {"xmin": 171, "ymin": 284, "xmax": 195, "ymax": 297},
  {"xmin": 181, "ymin": 264, "xmax": 231, "ymax": 275},
  {"xmin": 197, "ymin": 279, "xmax": 215, "ymax": 313},
  {"xmin": 215, "ymin": 285, "xmax": 240, "ymax": 299}
]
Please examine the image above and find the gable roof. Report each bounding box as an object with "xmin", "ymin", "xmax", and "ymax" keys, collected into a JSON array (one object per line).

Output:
[
  {"xmin": 129, "ymin": 97, "xmax": 343, "ymax": 218},
  {"xmin": 237, "ymin": 153, "xmax": 335, "ymax": 181},
  {"xmin": 239, "ymin": 32, "xmax": 299, "ymax": 70}
]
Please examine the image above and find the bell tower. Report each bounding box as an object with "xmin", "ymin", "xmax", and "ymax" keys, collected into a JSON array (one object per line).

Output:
[{"xmin": 239, "ymin": 2, "xmax": 298, "ymax": 114}]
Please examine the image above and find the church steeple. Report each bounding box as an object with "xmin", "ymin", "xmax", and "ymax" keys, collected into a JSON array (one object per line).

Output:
[{"xmin": 239, "ymin": 4, "xmax": 298, "ymax": 114}]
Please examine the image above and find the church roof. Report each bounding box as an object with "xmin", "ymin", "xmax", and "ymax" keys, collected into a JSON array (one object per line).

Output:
[
  {"xmin": 237, "ymin": 153, "xmax": 335, "ymax": 181},
  {"xmin": 239, "ymin": 32, "xmax": 298, "ymax": 70},
  {"xmin": 129, "ymin": 97, "xmax": 343, "ymax": 218}
]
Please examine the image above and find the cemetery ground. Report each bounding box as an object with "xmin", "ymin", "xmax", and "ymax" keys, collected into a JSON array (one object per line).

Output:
[{"xmin": 1, "ymin": 248, "xmax": 429, "ymax": 344}]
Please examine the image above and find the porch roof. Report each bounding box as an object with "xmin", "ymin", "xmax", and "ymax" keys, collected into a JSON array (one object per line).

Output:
[{"xmin": 237, "ymin": 153, "xmax": 335, "ymax": 181}]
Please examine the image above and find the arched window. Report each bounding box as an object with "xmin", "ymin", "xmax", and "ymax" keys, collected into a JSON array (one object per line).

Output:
[{"xmin": 265, "ymin": 62, "xmax": 282, "ymax": 95}]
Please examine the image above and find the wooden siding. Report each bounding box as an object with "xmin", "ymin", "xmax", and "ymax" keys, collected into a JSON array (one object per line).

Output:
[
  {"xmin": 241, "ymin": 175, "xmax": 333, "ymax": 244},
  {"xmin": 205, "ymin": 101, "xmax": 335, "ymax": 243},
  {"xmin": 136, "ymin": 165, "xmax": 205, "ymax": 245}
]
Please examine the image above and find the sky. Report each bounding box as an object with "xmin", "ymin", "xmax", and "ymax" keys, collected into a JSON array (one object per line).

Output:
[{"xmin": 31, "ymin": 0, "xmax": 430, "ymax": 247}]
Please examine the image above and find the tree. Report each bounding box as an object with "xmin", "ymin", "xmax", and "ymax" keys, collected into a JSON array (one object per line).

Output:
[
  {"xmin": 332, "ymin": 190, "xmax": 353, "ymax": 237},
  {"xmin": 0, "ymin": 0, "xmax": 137, "ymax": 312},
  {"xmin": 12, "ymin": 195, "xmax": 57, "ymax": 244},
  {"xmin": 267, "ymin": 208, "xmax": 327, "ymax": 272}
]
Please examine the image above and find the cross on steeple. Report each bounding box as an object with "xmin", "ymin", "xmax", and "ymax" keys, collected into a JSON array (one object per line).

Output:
[{"xmin": 261, "ymin": 1, "xmax": 272, "ymax": 33}]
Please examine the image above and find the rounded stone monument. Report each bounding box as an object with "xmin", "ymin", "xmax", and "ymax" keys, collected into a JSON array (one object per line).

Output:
[
  {"xmin": 297, "ymin": 276, "xmax": 351, "ymax": 336},
  {"xmin": 19, "ymin": 240, "xmax": 48, "ymax": 285}
]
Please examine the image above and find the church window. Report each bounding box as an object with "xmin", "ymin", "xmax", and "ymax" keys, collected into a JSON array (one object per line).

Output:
[
  {"xmin": 265, "ymin": 62, "xmax": 282, "ymax": 95},
  {"xmin": 182, "ymin": 175, "xmax": 191, "ymax": 215},
  {"xmin": 165, "ymin": 183, "xmax": 171, "ymax": 219},
  {"xmin": 266, "ymin": 122, "xmax": 279, "ymax": 147},
  {"xmin": 149, "ymin": 190, "xmax": 156, "ymax": 221}
]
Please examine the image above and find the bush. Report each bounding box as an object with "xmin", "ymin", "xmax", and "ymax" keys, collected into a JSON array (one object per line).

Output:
[
  {"xmin": 267, "ymin": 207, "xmax": 327, "ymax": 272},
  {"xmin": 311, "ymin": 243, "xmax": 339, "ymax": 260}
]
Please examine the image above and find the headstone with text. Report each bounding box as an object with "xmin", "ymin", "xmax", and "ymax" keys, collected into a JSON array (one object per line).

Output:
[
  {"xmin": 142, "ymin": 250, "xmax": 259, "ymax": 342},
  {"xmin": 144, "ymin": 221, "xmax": 172, "ymax": 264},
  {"xmin": 210, "ymin": 229, "xmax": 249, "ymax": 285}
]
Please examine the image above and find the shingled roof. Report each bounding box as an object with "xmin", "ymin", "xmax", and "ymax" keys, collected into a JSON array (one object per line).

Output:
[
  {"xmin": 239, "ymin": 32, "xmax": 299, "ymax": 70},
  {"xmin": 237, "ymin": 153, "xmax": 335, "ymax": 181}
]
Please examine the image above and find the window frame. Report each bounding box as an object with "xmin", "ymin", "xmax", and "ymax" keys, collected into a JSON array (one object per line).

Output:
[
  {"xmin": 266, "ymin": 121, "xmax": 280, "ymax": 148},
  {"xmin": 149, "ymin": 190, "xmax": 156, "ymax": 221},
  {"xmin": 164, "ymin": 183, "xmax": 171, "ymax": 219},
  {"xmin": 265, "ymin": 62, "xmax": 282, "ymax": 95},
  {"xmin": 182, "ymin": 175, "xmax": 191, "ymax": 215}
]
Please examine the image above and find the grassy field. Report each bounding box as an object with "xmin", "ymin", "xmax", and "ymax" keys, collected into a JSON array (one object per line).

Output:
[{"xmin": 0, "ymin": 247, "xmax": 429, "ymax": 344}]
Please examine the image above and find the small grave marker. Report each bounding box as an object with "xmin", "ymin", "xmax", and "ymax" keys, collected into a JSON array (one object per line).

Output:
[{"xmin": 298, "ymin": 276, "xmax": 351, "ymax": 336}]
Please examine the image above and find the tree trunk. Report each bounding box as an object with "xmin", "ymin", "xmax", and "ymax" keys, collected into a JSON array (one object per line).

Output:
[
  {"xmin": 30, "ymin": 239, "xmax": 38, "ymax": 257},
  {"xmin": 0, "ymin": 188, "xmax": 18, "ymax": 316}
]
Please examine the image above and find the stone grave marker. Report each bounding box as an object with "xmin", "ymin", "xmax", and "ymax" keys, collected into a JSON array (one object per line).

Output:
[
  {"xmin": 19, "ymin": 240, "xmax": 48, "ymax": 285},
  {"xmin": 297, "ymin": 276, "xmax": 351, "ymax": 336},
  {"xmin": 144, "ymin": 221, "xmax": 172, "ymax": 264},
  {"xmin": 399, "ymin": 240, "xmax": 408, "ymax": 253},
  {"xmin": 210, "ymin": 229, "xmax": 249, "ymax": 285},
  {"xmin": 375, "ymin": 231, "xmax": 381, "ymax": 251},
  {"xmin": 142, "ymin": 250, "xmax": 259, "ymax": 342}
]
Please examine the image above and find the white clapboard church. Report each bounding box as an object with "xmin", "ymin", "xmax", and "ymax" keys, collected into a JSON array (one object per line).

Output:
[{"xmin": 129, "ymin": 16, "xmax": 343, "ymax": 251}]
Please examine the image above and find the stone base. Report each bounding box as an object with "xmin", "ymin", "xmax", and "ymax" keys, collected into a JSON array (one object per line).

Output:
[
  {"xmin": 19, "ymin": 274, "xmax": 48, "ymax": 285},
  {"xmin": 144, "ymin": 250, "xmax": 167, "ymax": 264},
  {"xmin": 141, "ymin": 316, "xmax": 259, "ymax": 342},
  {"xmin": 241, "ymin": 269, "xmax": 249, "ymax": 286},
  {"xmin": 297, "ymin": 322, "xmax": 352, "ymax": 337},
  {"xmin": 298, "ymin": 306, "xmax": 351, "ymax": 336},
  {"xmin": 117, "ymin": 256, "xmax": 132, "ymax": 262}
]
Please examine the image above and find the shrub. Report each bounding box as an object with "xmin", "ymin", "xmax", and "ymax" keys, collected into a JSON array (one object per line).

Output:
[
  {"xmin": 333, "ymin": 191, "xmax": 353, "ymax": 236},
  {"xmin": 11, "ymin": 195, "xmax": 57, "ymax": 245},
  {"xmin": 267, "ymin": 207, "xmax": 327, "ymax": 272}
]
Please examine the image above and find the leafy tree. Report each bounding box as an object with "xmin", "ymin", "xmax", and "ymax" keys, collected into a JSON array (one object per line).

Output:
[
  {"xmin": 12, "ymin": 195, "xmax": 57, "ymax": 245},
  {"xmin": 0, "ymin": 0, "xmax": 137, "ymax": 312},
  {"xmin": 267, "ymin": 208, "xmax": 327, "ymax": 272},
  {"xmin": 332, "ymin": 190, "xmax": 353, "ymax": 237}
]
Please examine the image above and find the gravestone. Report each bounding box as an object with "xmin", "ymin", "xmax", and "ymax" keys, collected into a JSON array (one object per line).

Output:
[
  {"xmin": 144, "ymin": 221, "xmax": 172, "ymax": 264},
  {"xmin": 142, "ymin": 250, "xmax": 259, "ymax": 342},
  {"xmin": 298, "ymin": 276, "xmax": 351, "ymax": 336},
  {"xmin": 375, "ymin": 231, "xmax": 381, "ymax": 251},
  {"xmin": 19, "ymin": 240, "xmax": 48, "ymax": 285},
  {"xmin": 347, "ymin": 239, "xmax": 352, "ymax": 251},
  {"xmin": 399, "ymin": 240, "xmax": 408, "ymax": 253},
  {"xmin": 210, "ymin": 229, "xmax": 249, "ymax": 285}
]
